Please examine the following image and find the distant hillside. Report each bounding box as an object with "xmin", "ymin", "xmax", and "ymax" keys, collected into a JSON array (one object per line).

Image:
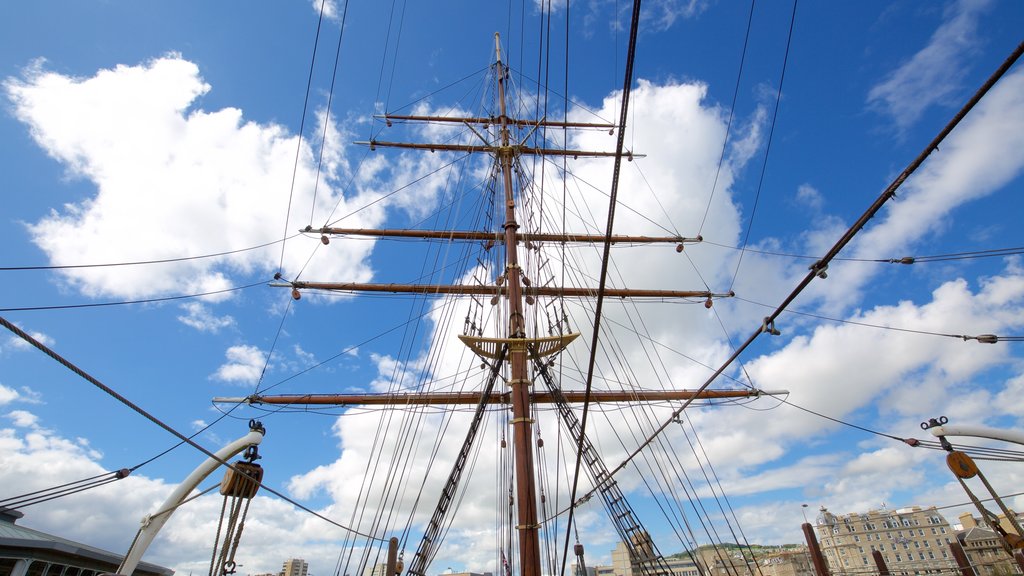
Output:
[{"xmin": 666, "ymin": 543, "xmax": 806, "ymax": 559}]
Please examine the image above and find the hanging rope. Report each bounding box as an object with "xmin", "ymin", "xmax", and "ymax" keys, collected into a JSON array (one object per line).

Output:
[{"xmin": 209, "ymin": 446, "xmax": 264, "ymax": 576}]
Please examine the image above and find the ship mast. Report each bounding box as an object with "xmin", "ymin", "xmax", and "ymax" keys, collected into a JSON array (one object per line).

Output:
[{"xmin": 492, "ymin": 31, "xmax": 543, "ymax": 576}]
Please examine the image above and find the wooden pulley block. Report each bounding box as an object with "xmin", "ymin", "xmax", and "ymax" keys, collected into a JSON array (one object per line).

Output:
[
  {"xmin": 946, "ymin": 450, "xmax": 978, "ymax": 479},
  {"xmin": 220, "ymin": 461, "xmax": 264, "ymax": 498}
]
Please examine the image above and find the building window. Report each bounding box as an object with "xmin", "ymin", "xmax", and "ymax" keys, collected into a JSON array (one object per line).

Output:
[
  {"xmin": 896, "ymin": 554, "xmax": 902, "ymax": 562},
  {"xmin": 940, "ymin": 528, "xmax": 946, "ymax": 534},
  {"xmin": 928, "ymin": 552, "xmax": 934, "ymax": 559}
]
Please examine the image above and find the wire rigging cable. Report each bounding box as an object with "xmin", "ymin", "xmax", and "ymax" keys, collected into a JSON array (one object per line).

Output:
[
  {"xmin": 0, "ymin": 280, "xmax": 266, "ymax": 313},
  {"xmin": 563, "ymin": 0, "xmax": 644, "ymax": 565},
  {"xmin": 734, "ymin": 295, "xmax": 1022, "ymax": 343},
  {"xmin": 0, "ymin": 314, "xmax": 386, "ymax": 541},
  {"xmin": 698, "ymin": 0, "xmax": 756, "ymax": 237},
  {"xmin": 307, "ymin": 0, "xmax": 353, "ymax": 226},
  {"xmin": 565, "ymin": 37, "xmax": 1024, "ymax": 512},
  {"xmin": 278, "ymin": 0, "xmax": 331, "ymax": 272},
  {"xmin": 0, "ymin": 238, "xmax": 295, "ymax": 272},
  {"xmin": 728, "ymin": 0, "xmax": 798, "ymax": 293}
]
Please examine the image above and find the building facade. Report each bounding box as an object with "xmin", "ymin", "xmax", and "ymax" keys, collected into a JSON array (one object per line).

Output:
[
  {"xmin": 815, "ymin": 505, "xmax": 958, "ymax": 575},
  {"xmin": 756, "ymin": 549, "xmax": 815, "ymax": 576},
  {"xmin": 282, "ymin": 558, "xmax": 309, "ymax": 576},
  {"xmin": 592, "ymin": 542, "xmax": 810, "ymax": 576},
  {"xmin": 606, "ymin": 541, "xmax": 702, "ymax": 576}
]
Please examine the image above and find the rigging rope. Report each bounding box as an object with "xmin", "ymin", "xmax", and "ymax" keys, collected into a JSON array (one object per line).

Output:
[
  {"xmin": 563, "ymin": 0, "xmax": 644, "ymax": 571},
  {"xmin": 728, "ymin": 0, "xmax": 799, "ymax": 293},
  {"xmin": 278, "ymin": 0, "xmax": 330, "ymax": 273},
  {"xmin": 307, "ymin": 0, "xmax": 352, "ymax": 226},
  {"xmin": 559, "ymin": 36, "xmax": 1024, "ymax": 522},
  {"xmin": 698, "ymin": 0, "xmax": 757, "ymax": 237},
  {"xmin": 0, "ymin": 314, "xmax": 386, "ymax": 541}
]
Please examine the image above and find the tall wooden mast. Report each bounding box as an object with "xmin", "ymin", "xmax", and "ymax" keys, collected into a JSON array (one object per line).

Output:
[{"xmin": 492, "ymin": 32, "xmax": 542, "ymax": 576}]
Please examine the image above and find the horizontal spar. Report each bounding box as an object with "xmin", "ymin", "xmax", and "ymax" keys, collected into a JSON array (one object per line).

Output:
[
  {"xmin": 213, "ymin": 389, "xmax": 785, "ymax": 406},
  {"xmin": 277, "ymin": 281, "xmax": 734, "ymax": 299},
  {"xmin": 377, "ymin": 114, "xmax": 616, "ymax": 130},
  {"xmin": 311, "ymin": 227, "xmax": 702, "ymax": 245},
  {"xmin": 356, "ymin": 140, "xmax": 645, "ymax": 159}
]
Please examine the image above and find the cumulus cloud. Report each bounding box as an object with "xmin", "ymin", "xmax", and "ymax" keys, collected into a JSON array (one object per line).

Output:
[
  {"xmin": 867, "ymin": 0, "xmax": 993, "ymax": 131},
  {"xmin": 5, "ymin": 327, "xmax": 55, "ymax": 352},
  {"xmin": 0, "ymin": 415, "xmax": 361, "ymax": 576},
  {"xmin": 0, "ymin": 384, "xmax": 21, "ymax": 405},
  {"xmin": 795, "ymin": 184, "xmax": 824, "ymax": 213},
  {"xmin": 313, "ymin": 0, "xmax": 343, "ymax": 22},
  {"xmin": 177, "ymin": 302, "xmax": 236, "ymax": 333},
  {"xmin": 809, "ymin": 67, "xmax": 1024, "ymax": 313},
  {"xmin": 4, "ymin": 55, "xmax": 382, "ymax": 300},
  {"xmin": 6, "ymin": 410, "xmax": 40, "ymax": 428},
  {"xmin": 212, "ymin": 345, "xmax": 267, "ymax": 385}
]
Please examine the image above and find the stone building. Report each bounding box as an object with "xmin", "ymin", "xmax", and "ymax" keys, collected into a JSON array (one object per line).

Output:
[
  {"xmin": 957, "ymin": 510, "xmax": 1024, "ymax": 539},
  {"xmin": 595, "ymin": 542, "xmax": 810, "ymax": 576},
  {"xmin": 954, "ymin": 511, "xmax": 1023, "ymax": 576},
  {"xmin": 756, "ymin": 549, "xmax": 815, "ymax": 576},
  {"xmin": 282, "ymin": 558, "xmax": 309, "ymax": 576},
  {"xmin": 598, "ymin": 541, "xmax": 702, "ymax": 576},
  {"xmin": 814, "ymin": 505, "xmax": 957, "ymax": 575}
]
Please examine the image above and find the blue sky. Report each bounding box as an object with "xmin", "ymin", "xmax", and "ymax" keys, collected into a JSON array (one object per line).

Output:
[{"xmin": 1, "ymin": 2, "xmax": 1023, "ymax": 576}]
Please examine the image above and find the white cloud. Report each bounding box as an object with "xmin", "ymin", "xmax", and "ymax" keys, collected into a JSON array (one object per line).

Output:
[
  {"xmin": 795, "ymin": 184, "xmax": 824, "ymax": 212},
  {"xmin": 644, "ymin": 0, "xmax": 709, "ymax": 29},
  {"xmin": 293, "ymin": 344, "xmax": 316, "ymax": 367},
  {"xmin": 810, "ymin": 67, "xmax": 1024, "ymax": 313},
  {"xmin": 0, "ymin": 416, "xmax": 362, "ymax": 576},
  {"xmin": 6, "ymin": 409, "xmax": 40, "ymax": 428},
  {"xmin": 0, "ymin": 384, "xmax": 20, "ymax": 405},
  {"xmin": 313, "ymin": 0, "xmax": 343, "ymax": 22},
  {"xmin": 867, "ymin": 0, "xmax": 992, "ymax": 131},
  {"xmin": 212, "ymin": 345, "xmax": 267, "ymax": 385},
  {"xmin": 177, "ymin": 302, "xmax": 236, "ymax": 333},
  {"xmin": 4, "ymin": 55, "xmax": 383, "ymax": 300},
  {"xmin": 5, "ymin": 328, "xmax": 55, "ymax": 351}
]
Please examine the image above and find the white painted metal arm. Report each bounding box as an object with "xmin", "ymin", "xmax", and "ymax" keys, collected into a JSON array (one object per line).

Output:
[
  {"xmin": 117, "ymin": 426, "xmax": 265, "ymax": 575},
  {"xmin": 928, "ymin": 424, "xmax": 1024, "ymax": 447}
]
